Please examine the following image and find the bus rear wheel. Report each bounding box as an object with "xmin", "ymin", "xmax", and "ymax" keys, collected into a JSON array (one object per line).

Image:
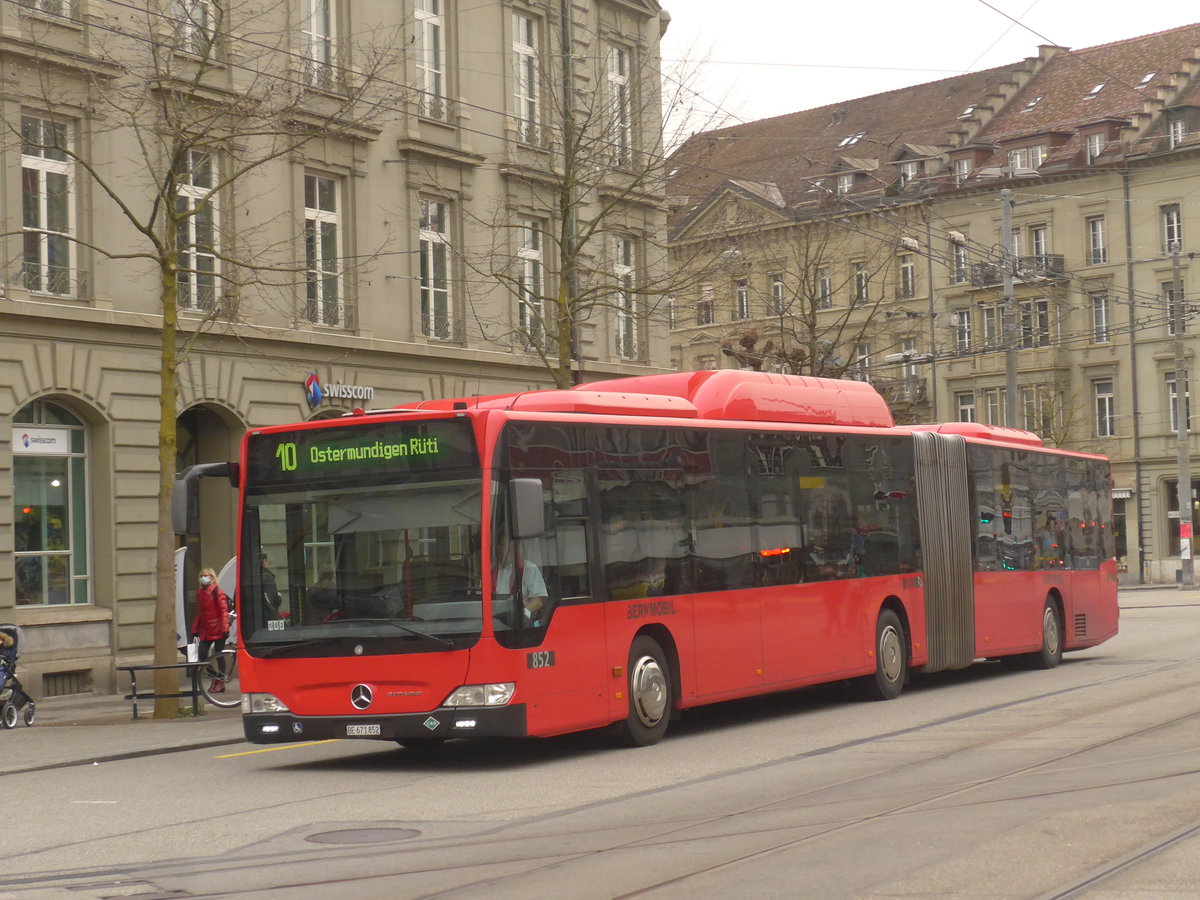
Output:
[
  {"xmin": 1031, "ymin": 598, "xmax": 1063, "ymax": 669},
  {"xmin": 621, "ymin": 636, "xmax": 672, "ymax": 747},
  {"xmin": 861, "ymin": 609, "xmax": 907, "ymax": 701}
]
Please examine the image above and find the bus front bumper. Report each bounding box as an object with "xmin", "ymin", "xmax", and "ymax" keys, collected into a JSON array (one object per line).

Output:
[{"xmin": 243, "ymin": 704, "xmax": 528, "ymax": 743}]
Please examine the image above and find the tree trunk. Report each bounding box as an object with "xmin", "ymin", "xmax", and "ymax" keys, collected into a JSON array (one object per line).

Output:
[{"xmin": 153, "ymin": 257, "xmax": 181, "ymax": 718}]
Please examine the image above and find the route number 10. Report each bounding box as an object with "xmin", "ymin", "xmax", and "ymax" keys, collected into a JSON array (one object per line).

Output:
[{"xmin": 276, "ymin": 442, "xmax": 298, "ymax": 472}]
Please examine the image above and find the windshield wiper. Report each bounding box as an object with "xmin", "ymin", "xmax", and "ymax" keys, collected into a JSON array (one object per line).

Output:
[
  {"xmin": 252, "ymin": 637, "xmax": 345, "ymax": 658},
  {"xmin": 334, "ymin": 618, "xmax": 456, "ymax": 649}
]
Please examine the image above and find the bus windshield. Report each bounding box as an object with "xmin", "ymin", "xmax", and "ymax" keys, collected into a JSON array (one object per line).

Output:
[{"xmin": 239, "ymin": 418, "xmax": 483, "ymax": 656}]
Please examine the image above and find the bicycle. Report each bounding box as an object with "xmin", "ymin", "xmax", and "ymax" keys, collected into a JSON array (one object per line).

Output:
[{"xmin": 198, "ymin": 612, "xmax": 241, "ymax": 709}]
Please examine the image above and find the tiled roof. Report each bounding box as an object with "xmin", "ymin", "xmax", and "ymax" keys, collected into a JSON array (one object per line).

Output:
[
  {"xmin": 669, "ymin": 22, "xmax": 1200, "ymax": 225},
  {"xmin": 975, "ymin": 23, "xmax": 1200, "ymax": 161},
  {"xmin": 668, "ymin": 62, "xmax": 1038, "ymax": 219}
]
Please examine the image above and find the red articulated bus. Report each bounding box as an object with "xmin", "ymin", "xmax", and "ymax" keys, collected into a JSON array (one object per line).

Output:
[{"xmin": 178, "ymin": 371, "xmax": 1118, "ymax": 747}]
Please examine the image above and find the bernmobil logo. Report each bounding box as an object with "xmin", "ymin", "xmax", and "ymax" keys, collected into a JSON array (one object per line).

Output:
[{"xmin": 627, "ymin": 599, "xmax": 677, "ymax": 620}]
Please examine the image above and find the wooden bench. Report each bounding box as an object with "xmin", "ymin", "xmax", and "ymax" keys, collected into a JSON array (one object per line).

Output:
[{"xmin": 117, "ymin": 661, "xmax": 203, "ymax": 720}]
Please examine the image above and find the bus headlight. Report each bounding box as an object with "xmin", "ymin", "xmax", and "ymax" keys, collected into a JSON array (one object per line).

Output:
[
  {"xmin": 244, "ymin": 693, "xmax": 291, "ymax": 714},
  {"xmin": 443, "ymin": 683, "xmax": 515, "ymax": 707}
]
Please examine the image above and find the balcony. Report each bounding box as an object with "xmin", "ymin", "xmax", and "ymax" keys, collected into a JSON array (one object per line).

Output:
[
  {"xmin": 970, "ymin": 254, "xmax": 1067, "ymax": 287},
  {"xmin": 421, "ymin": 313, "xmax": 465, "ymax": 343}
]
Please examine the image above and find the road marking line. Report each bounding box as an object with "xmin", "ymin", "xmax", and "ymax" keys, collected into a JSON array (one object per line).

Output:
[{"xmin": 216, "ymin": 740, "xmax": 340, "ymax": 758}]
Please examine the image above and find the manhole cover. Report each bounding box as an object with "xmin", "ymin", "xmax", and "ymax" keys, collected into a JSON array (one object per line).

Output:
[{"xmin": 307, "ymin": 827, "xmax": 421, "ymax": 845}]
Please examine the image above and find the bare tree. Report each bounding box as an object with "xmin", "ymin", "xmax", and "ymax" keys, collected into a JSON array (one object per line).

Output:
[
  {"xmin": 5, "ymin": 1, "xmax": 398, "ymax": 715},
  {"xmin": 452, "ymin": 12, "xmax": 728, "ymax": 388}
]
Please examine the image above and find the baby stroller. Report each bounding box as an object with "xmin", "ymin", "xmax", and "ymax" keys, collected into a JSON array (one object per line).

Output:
[{"xmin": 0, "ymin": 625, "xmax": 35, "ymax": 728}]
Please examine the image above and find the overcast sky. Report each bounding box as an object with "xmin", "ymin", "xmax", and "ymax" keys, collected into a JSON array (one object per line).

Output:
[{"xmin": 661, "ymin": 2, "xmax": 1200, "ymax": 127}]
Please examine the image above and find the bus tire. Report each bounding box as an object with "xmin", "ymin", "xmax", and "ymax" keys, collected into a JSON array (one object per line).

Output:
[
  {"xmin": 862, "ymin": 609, "xmax": 907, "ymax": 701},
  {"xmin": 621, "ymin": 636, "xmax": 672, "ymax": 747},
  {"xmin": 1031, "ymin": 597, "xmax": 1063, "ymax": 669}
]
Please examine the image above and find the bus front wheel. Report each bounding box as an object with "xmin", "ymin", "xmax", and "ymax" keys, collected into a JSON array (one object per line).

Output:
[
  {"xmin": 1031, "ymin": 598, "xmax": 1063, "ymax": 669},
  {"xmin": 621, "ymin": 636, "xmax": 672, "ymax": 747},
  {"xmin": 862, "ymin": 609, "xmax": 907, "ymax": 701}
]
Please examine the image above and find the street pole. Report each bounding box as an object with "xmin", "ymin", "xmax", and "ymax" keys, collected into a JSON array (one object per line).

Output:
[
  {"xmin": 1171, "ymin": 242, "xmax": 1193, "ymax": 588},
  {"xmin": 1001, "ymin": 188, "xmax": 1018, "ymax": 428}
]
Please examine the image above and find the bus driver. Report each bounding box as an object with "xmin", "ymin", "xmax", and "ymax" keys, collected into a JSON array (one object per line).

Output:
[{"xmin": 494, "ymin": 539, "xmax": 548, "ymax": 626}]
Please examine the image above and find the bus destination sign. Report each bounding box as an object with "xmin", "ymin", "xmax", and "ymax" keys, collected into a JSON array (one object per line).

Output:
[{"xmin": 247, "ymin": 419, "xmax": 478, "ymax": 486}]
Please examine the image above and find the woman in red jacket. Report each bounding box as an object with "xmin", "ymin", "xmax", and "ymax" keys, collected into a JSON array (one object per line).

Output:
[{"xmin": 192, "ymin": 567, "xmax": 230, "ymax": 692}]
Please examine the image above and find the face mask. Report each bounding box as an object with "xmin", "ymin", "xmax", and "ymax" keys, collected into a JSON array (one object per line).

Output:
[{"xmin": 199, "ymin": 576, "xmax": 213, "ymax": 586}]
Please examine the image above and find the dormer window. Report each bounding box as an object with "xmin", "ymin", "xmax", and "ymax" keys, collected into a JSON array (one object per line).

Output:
[
  {"xmin": 1084, "ymin": 132, "xmax": 1104, "ymax": 165},
  {"xmin": 1168, "ymin": 115, "xmax": 1186, "ymax": 149},
  {"xmin": 898, "ymin": 160, "xmax": 921, "ymax": 187},
  {"xmin": 836, "ymin": 172, "xmax": 854, "ymax": 195},
  {"xmin": 1008, "ymin": 145, "xmax": 1046, "ymax": 170},
  {"xmin": 954, "ymin": 157, "xmax": 971, "ymax": 186},
  {"xmin": 1022, "ymin": 95, "xmax": 1043, "ymax": 111},
  {"xmin": 1084, "ymin": 82, "xmax": 1105, "ymax": 99},
  {"xmin": 838, "ymin": 132, "xmax": 865, "ymax": 148},
  {"xmin": 1137, "ymin": 71, "xmax": 1157, "ymax": 88}
]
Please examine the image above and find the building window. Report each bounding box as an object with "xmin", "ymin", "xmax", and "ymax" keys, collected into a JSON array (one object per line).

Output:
[
  {"xmin": 13, "ymin": 400, "xmax": 90, "ymax": 606},
  {"xmin": 1165, "ymin": 282, "xmax": 1187, "ymax": 336},
  {"xmin": 898, "ymin": 161, "xmax": 920, "ymax": 188},
  {"xmin": 607, "ymin": 44, "xmax": 632, "ymax": 166},
  {"xmin": 21, "ymin": 115, "xmax": 76, "ymax": 297},
  {"xmin": 983, "ymin": 388, "xmax": 1007, "ymax": 426},
  {"xmin": 300, "ymin": 0, "xmax": 335, "ymax": 89},
  {"xmin": 1091, "ymin": 291, "xmax": 1110, "ymax": 342},
  {"xmin": 951, "ymin": 242, "xmax": 968, "ymax": 283},
  {"xmin": 900, "ymin": 339, "xmax": 919, "ymax": 379},
  {"xmin": 20, "ymin": 0, "xmax": 72, "ymax": 16},
  {"xmin": 854, "ymin": 342, "xmax": 870, "ymax": 381},
  {"xmin": 956, "ymin": 391, "xmax": 976, "ymax": 423},
  {"xmin": 731, "ymin": 279, "xmax": 749, "ymax": 320},
  {"xmin": 1168, "ymin": 372, "xmax": 1192, "ymax": 432},
  {"xmin": 898, "ymin": 254, "xmax": 915, "ymax": 298},
  {"xmin": 817, "ymin": 267, "xmax": 832, "ymax": 308},
  {"xmin": 304, "ymin": 173, "xmax": 341, "ymax": 326},
  {"xmin": 1084, "ymin": 82, "xmax": 1105, "ymax": 99},
  {"xmin": 1020, "ymin": 299, "xmax": 1050, "ymax": 348},
  {"xmin": 516, "ymin": 218, "xmax": 545, "ymax": 348},
  {"xmin": 416, "ymin": 0, "xmax": 447, "ymax": 120},
  {"xmin": 1029, "ymin": 224, "xmax": 1048, "ymax": 258},
  {"xmin": 695, "ymin": 355, "xmax": 717, "ymax": 371},
  {"xmin": 836, "ymin": 173, "xmax": 853, "ymax": 196},
  {"xmin": 696, "ymin": 283, "xmax": 713, "ymax": 325},
  {"xmin": 852, "ymin": 261, "xmax": 868, "ymax": 305},
  {"xmin": 953, "ymin": 158, "xmax": 971, "ymax": 186},
  {"xmin": 666, "ymin": 295, "xmax": 676, "ymax": 330},
  {"xmin": 1163, "ymin": 203, "xmax": 1183, "ymax": 253},
  {"xmin": 1094, "ymin": 379, "xmax": 1115, "ymax": 437},
  {"xmin": 982, "ymin": 305, "xmax": 1000, "ymax": 349},
  {"xmin": 512, "ymin": 13, "xmax": 539, "ymax": 144},
  {"xmin": 953, "ymin": 309, "xmax": 972, "ymax": 353},
  {"xmin": 1008, "ymin": 145, "xmax": 1046, "ymax": 170},
  {"xmin": 1168, "ymin": 115, "xmax": 1187, "ymax": 149},
  {"xmin": 174, "ymin": 0, "xmax": 216, "ymax": 56},
  {"xmin": 614, "ymin": 236, "xmax": 638, "ymax": 358},
  {"xmin": 419, "ymin": 198, "xmax": 452, "ymax": 339},
  {"xmin": 176, "ymin": 150, "xmax": 218, "ymax": 311},
  {"xmin": 1084, "ymin": 132, "xmax": 1104, "ymax": 164},
  {"xmin": 1086, "ymin": 216, "xmax": 1107, "ymax": 265},
  {"xmin": 770, "ymin": 275, "xmax": 785, "ymax": 314}
]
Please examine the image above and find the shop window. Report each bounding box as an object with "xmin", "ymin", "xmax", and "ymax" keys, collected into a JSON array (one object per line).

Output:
[{"xmin": 12, "ymin": 400, "xmax": 90, "ymax": 605}]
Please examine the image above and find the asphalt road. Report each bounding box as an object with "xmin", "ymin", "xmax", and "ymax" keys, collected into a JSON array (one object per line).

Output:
[{"xmin": 6, "ymin": 589, "xmax": 1200, "ymax": 899}]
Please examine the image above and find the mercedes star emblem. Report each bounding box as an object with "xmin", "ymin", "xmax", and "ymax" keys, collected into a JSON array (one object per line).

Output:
[{"xmin": 350, "ymin": 684, "xmax": 373, "ymax": 710}]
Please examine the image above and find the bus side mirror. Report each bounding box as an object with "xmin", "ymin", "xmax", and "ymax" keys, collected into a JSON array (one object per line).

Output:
[
  {"xmin": 510, "ymin": 478, "xmax": 545, "ymax": 540},
  {"xmin": 172, "ymin": 462, "xmax": 241, "ymax": 535}
]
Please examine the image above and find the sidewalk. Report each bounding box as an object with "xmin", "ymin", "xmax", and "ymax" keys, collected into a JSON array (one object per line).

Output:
[{"xmin": 0, "ymin": 690, "xmax": 245, "ymax": 776}]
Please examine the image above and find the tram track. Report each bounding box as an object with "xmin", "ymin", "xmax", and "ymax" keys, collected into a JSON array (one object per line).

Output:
[{"xmin": 7, "ymin": 653, "xmax": 1200, "ymax": 898}]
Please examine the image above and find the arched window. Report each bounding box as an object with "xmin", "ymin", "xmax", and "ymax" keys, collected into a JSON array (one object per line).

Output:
[{"xmin": 12, "ymin": 401, "xmax": 90, "ymax": 605}]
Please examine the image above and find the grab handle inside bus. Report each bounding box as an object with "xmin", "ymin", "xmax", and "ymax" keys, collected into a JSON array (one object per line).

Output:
[
  {"xmin": 509, "ymin": 477, "xmax": 545, "ymax": 540},
  {"xmin": 172, "ymin": 462, "xmax": 241, "ymax": 535}
]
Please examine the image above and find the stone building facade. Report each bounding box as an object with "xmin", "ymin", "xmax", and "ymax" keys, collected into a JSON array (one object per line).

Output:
[
  {"xmin": 668, "ymin": 24, "xmax": 1200, "ymax": 584},
  {"xmin": 0, "ymin": 0, "xmax": 670, "ymax": 696}
]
